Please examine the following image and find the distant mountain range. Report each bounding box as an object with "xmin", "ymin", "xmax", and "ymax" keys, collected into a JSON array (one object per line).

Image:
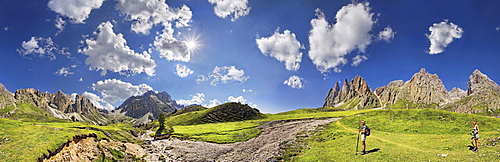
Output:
[
  {"xmin": 0, "ymin": 85, "xmax": 110, "ymax": 125},
  {"xmin": 115, "ymin": 90, "xmax": 183, "ymax": 119},
  {"xmin": 324, "ymin": 68, "xmax": 500, "ymax": 117}
]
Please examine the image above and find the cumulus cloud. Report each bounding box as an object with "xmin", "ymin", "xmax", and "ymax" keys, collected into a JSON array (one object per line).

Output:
[
  {"xmin": 175, "ymin": 64, "xmax": 194, "ymax": 78},
  {"xmin": 308, "ymin": 2, "xmax": 376, "ymax": 73},
  {"xmin": 81, "ymin": 91, "xmax": 115, "ymax": 110},
  {"xmin": 208, "ymin": 0, "xmax": 250, "ymax": 21},
  {"xmin": 351, "ymin": 55, "xmax": 368, "ymax": 66},
  {"xmin": 47, "ymin": 0, "xmax": 105, "ymax": 24},
  {"xmin": 203, "ymin": 99, "xmax": 222, "ymax": 108},
  {"xmin": 92, "ymin": 79, "xmax": 153, "ymax": 104},
  {"xmin": 228, "ymin": 96, "xmax": 257, "ymax": 108},
  {"xmin": 79, "ymin": 21, "xmax": 156, "ymax": 76},
  {"xmin": 177, "ymin": 93, "xmax": 205, "ymax": 106},
  {"xmin": 115, "ymin": 0, "xmax": 193, "ymax": 62},
  {"xmin": 378, "ymin": 26, "xmax": 395, "ymax": 42},
  {"xmin": 242, "ymin": 89, "xmax": 253, "ymax": 93},
  {"xmin": 54, "ymin": 67, "xmax": 74, "ymax": 76},
  {"xmin": 17, "ymin": 37, "xmax": 69, "ymax": 60},
  {"xmin": 115, "ymin": 0, "xmax": 192, "ymax": 34},
  {"xmin": 284, "ymin": 75, "xmax": 304, "ymax": 89},
  {"xmin": 256, "ymin": 29, "xmax": 304, "ymax": 71},
  {"xmin": 154, "ymin": 27, "xmax": 191, "ymax": 62},
  {"xmin": 197, "ymin": 66, "xmax": 249, "ymax": 86},
  {"xmin": 426, "ymin": 20, "xmax": 463, "ymax": 54}
]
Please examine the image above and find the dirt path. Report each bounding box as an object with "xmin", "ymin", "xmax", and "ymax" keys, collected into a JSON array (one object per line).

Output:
[{"xmin": 142, "ymin": 118, "xmax": 339, "ymax": 162}]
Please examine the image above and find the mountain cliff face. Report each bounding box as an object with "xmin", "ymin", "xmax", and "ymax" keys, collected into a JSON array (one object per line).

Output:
[
  {"xmin": 375, "ymin": 68, "xmax": 449, "ymax": 107},
  {"xmin": 0, "ymin": 83, "xmax": 15, "ymax": 109},
  {"xmin": 324, "ymin": 68, "xmax": 500, "ymax": 117},
  {"xmin": 444, "ymin": 70, "xmax": 500, "ymax": 116},
  {"xmin": 323, "ymin": 75, "xmax": 380, "ymax": 109},
  {"xmin": 6, "ymin": 88, "xmax": 110, "ymax": 124},
  {"xmin": 117, "ymin": 91, "xmax": 182, "ymax": 119}
]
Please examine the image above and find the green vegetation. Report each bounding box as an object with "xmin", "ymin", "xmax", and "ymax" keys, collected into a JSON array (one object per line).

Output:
[
  {"xmin": 0, "ymin": 103, "xmax": 141, "ymax": 161},
  {"xmin": 386, "ymin": 99, "xmax": 440, "ymax": 109},
  {"xmin": 285, "ymin": 109, "xmax": 500, "ymax": 161},
  {"xmin": 166, "ymin": 107, "xmax": 372, "ymax": 144},
  {"xmin": 165, "ymin": 102, "xmax": 264, "ymax": 126}
]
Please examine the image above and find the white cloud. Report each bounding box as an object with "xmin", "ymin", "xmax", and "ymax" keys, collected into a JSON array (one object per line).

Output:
[
  {"xmin": 17, "ymin": 37, "xmax": 69, "ymax": 60},
  {"xmin": 242, "ymin": 89, "xmax": 253, "ymax": 93},
  {"xmin": 79, "ymin": 21, "xmax": 156, "ymax": 76},
  {"xmin": 208, "ymin": 0, "xmax": 250, "ymax": 21},
  {"xmin": 92, "ymin": 79, "xmax": 153, "ymax": 104},
  {"xmin": 227, "ymin": 96, "xmax": 257, "ymax": 108},
  {"xmin": 3, "ymin": 27, "xmax": 9, "ymax": 31},
  {"xmin": 55, "ymin": 16, "xmax": 66, "ymax": 34},
  {"xmin": 228, "ymin": 95, "xmax": 247, "ymax": 103},
  {"xmin": 308, "ymin": 2, "xmax": 376, "ymax": 73},
  {"xmin": 79, "ymin": 78, "xmax": 83, "ymax": 82},
  {"xmin": 426, "ymin": 20, "xmax": 463, "ymax": 54},
  {"xmin": 174, "ymin": 64, "xmax": 194, "ymax": 78},
  {"xmin": 284, "ymin": 75, "xmax": 304, "ymax": 89},
  {"xmin": 256, "ymin": 29, "xmax": 304, "ymax": 71},
  {"xmin": 496, "ymin": 26, "xmax": 499, "ymax": 31},
  {"xmin": 115, "ymin": 0, "xmax": 192, "ymax": 34},
  {"xmin": 177, "ymin": 93, "xmax": 205, "ymax": 106},
  {"xmin": 351, "ymin": 55, "xmax": 368, "ymax": 66},
  {"xmin": 81, "ymin": 91, "xmax": 115, "ymax": 110},
  {"xmin": 47, "ymin": 0, "xmax": 105, "ymax": 24},
  {"xmin": 54, "ymin": 67, "xmax": 74, "ymax": 76},
  {"xmin": 203, "ymin": 99, "xmax": 222, "ymax": 108},
  {"xmin": 115, "ymin": 0, "xmax": 193, "ymax": 62},
  {"xmin": 378, "ymin": 26, "xmax": 395, "ymax": 42},
  {"xmin": 154, "ymin": 27, "xmax": 191, "ymax": 62},
  {"xmin": 197, "ymin": 66, "xmax": 249, "ymax": 86}
]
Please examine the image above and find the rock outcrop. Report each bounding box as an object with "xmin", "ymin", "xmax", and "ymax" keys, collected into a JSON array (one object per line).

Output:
[
  {"xmin": 323, "ymin": 75, "xmax": 380, "ymax": 109},
  {"xmin": 375, "ymin": 68, "xmax": 448, "ymax": 107},
  {"xmin": 448, "ymin": 87, "xmax": 466, "ymax": 101},
  {"xmin": 117, "ymin": 91, "xmax": 182, "ymax": 119},
  {"xmin": 444, "ymin": 70, "xmax": 500, "ymax": 116},
  {"xmin": 0, "ymin": 83, "xmax": 15, "ymax": 109},
  {"xmin": 9, "ymin": 88, "xmax": 110, "ymax": 124}
]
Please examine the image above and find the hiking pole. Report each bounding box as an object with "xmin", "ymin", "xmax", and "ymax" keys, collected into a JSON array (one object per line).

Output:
[{"xmin": 356, "ymin": 127, "xmax": 360, "ymax": 155}]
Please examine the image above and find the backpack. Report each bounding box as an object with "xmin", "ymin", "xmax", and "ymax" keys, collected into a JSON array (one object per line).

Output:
[{"xmin": 364, "ymin": 126, "xmax": 371, "ymax": 136}]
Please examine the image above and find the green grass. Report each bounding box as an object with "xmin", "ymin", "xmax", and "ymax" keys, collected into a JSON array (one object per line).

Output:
[
  {"xmin": 0, "ymin": 103, "xmax": 141, "ymax": 161},
  {"xmin": 166, "ymin": 108, "xmax": 373, "ymax": 144},
  {"xmin": 287, "ymin": 109, "xmax": 500, "ymax": 161}
]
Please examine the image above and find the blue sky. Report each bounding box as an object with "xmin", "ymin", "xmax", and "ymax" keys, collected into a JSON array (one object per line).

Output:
[{"xmin": 0, "ymin": 0, "xmax": 499, "ymax": 113}]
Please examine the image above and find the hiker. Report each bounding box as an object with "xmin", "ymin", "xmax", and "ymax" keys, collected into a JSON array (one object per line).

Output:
[
  {"xmin": 470, "ymin": 121, "xmax": 480, "ymax": 152},
  {"xmin": 359, "ymin": 120, "xmax": 369, "ymax": 155}
]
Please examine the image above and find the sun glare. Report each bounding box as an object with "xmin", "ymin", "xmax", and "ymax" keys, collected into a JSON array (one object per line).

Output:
[{"xmin": 186, "ymin": 40, "xmax": 197, "ymax": 50}]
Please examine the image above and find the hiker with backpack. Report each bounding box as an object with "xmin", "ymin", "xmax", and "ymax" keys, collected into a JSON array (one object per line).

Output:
[
  {"xmin": 358, "ymin": 120, "xmax": 370, "ymax": 155},
  {"xmin": 470, "ymin": 121, "xmax": 480, "ymax": 152}
]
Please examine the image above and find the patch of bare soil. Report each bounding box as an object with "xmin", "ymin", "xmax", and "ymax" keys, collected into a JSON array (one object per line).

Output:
[{"xmin": 142, "ymin": 118, "xmax": 339, "ymax": 162}]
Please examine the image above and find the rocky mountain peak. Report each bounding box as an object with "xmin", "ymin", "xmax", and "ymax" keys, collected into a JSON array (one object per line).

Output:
[
  {"xmin": 323, "ymin": 75, "xmax": 380, "ymax": 109},
  {"xmin": 467, "ymin": 69, "xmax": 500, "ymax": 96},
  {"xmin": 419, "ymin": 68, "xmax": 427, "ymax": 74},
  {"xmin": 0, "ymin": 83, "xmax": 15, "ymax": 109},
  {"xmin": 448, "ymin": 87, "xmax": 466, "ymax": 100},
  {"xmin": 118, "ymin": 91, "xmax": 181, "ymax": 119}
]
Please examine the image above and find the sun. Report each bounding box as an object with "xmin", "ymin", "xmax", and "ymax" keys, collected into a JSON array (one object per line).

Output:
[{"xmin": 186, "ymin": 40, "xmax": 197, "ymax": 50}]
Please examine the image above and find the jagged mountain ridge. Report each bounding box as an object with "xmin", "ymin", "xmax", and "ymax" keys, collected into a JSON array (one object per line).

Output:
[
  {"xmin": 323, "ymin": 75, "xmax": 380, "ymax": 109},
  {"xmin": 0, "ymin": 84, "xmax": 110, "ymax": 125},
  {"xmin": 117, "ymin": 91, "xmax": 183, "ymax": 119},
  {"xmin": 324, "ymin": 68, "xmax": 500, "ymax": 116}
]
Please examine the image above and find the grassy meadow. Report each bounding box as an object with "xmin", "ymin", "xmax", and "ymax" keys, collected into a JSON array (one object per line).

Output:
[
  {"xmin": 0, "ymin": 103, "xmax": 140, "ymax": 161},
  {"xmin": 284, "ymin": 109, "xmax": 500, "ymax": 161}
]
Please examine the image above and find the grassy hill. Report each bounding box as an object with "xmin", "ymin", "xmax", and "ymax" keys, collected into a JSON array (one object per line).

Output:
[
  {"xmin": 281, "ymin": 109, "xmax": 500, "ymax": 161},
  {"xmin": 164, "ymin": 102, "xmax": 264, "ymax": 126},
  {"xmin": 0, "ymin": 103, "xmax": 141, "ymax": 161}
]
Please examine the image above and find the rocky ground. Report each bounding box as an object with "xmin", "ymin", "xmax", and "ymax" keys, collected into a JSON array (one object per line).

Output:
[{"xmin": 142, "ymin": 118, "xmax": 339, "ymax": 162}]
